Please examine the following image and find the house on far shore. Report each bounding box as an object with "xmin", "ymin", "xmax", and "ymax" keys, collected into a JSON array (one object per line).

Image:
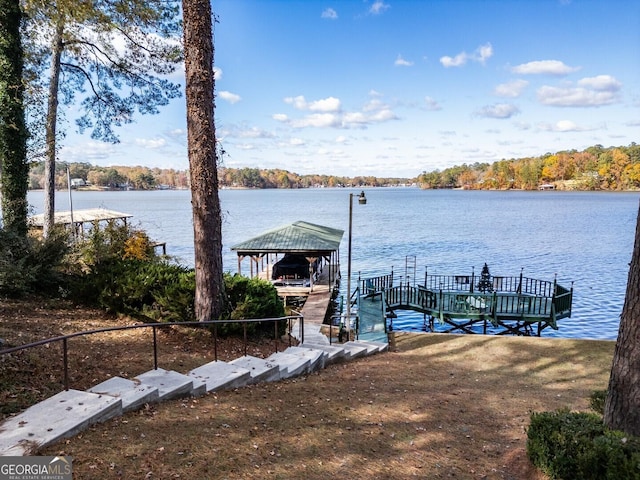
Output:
[
  {"xmin": 538, "ymin": 183, "xmax": 556, "ymax": 190},
  {"xmin": 70, "ymin": 178, "xmax": 86, "ymax": 188}
]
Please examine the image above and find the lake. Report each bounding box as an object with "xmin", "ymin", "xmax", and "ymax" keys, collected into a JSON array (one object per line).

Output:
[{"xmin": 27, "ymin": 187, "xmax": 640, "ymax": 340}]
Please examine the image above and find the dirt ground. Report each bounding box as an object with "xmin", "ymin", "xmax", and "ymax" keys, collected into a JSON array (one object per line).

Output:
[{"xmin": 1, "ymin": 298, "xmax": 615, "ymax": 479}]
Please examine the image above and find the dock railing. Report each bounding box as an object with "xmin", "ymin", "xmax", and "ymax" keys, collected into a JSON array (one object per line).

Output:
[{"xmin": 358, "ymin": 270, "xmax": 573, "ymax": 332}]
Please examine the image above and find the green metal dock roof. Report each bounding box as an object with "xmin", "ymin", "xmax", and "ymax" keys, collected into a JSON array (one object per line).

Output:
[{"xmin": 231, "ymin": 221, "xmax": 344, "ymax": 256}]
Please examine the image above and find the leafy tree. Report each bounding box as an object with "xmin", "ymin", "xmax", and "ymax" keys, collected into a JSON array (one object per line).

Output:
[
  {"xmin": 183, "ymin": 0, "xmax": 224, "ymax": 321},
  {"xmin": 604, "ymin": 202, "xmax": 640, "ymax": 436},
  {"xmin": 0, "ymin": 0, "xmax": 29, "ymax": 235},
  {"xmin": 22, "ymin": 0, "xmax": 183, "ymax": 236}
]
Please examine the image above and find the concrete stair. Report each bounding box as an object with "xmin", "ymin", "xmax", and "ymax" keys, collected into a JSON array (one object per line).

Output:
[
  {"xmin": 230, "ymin": 355, "xmax": 280, "ymax": 384},
  {"xmin": 188, "ymin": 361, "xmax": 252, "ymax": 392},
  {"xmin": 0, "ymin": 337, "xmax": 387, "ymax": 456},
  {"xmin": 88, "ymin": 377, "xmax": 159, "ymax": 413},
  {"xmin": 0, "ymin": 390, "xmax": 122, "ymax": 456}
]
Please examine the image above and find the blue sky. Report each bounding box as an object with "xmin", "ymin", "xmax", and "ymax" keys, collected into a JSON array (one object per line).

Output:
[{"xmin": 60, "ymin": 0, "xmax": 640, "ymax": 178}]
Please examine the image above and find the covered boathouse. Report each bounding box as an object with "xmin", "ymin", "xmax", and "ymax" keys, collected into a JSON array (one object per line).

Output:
[{"xmin": 230, "ymin": 221, "xmax": 344, "ymax": 300}]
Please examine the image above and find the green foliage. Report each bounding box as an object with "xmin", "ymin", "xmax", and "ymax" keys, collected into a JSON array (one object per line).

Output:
[
  {"xmin": 72, "ymin": 259, "xmax": 195, "ymax": 322},
  {"xmin": 527, "ymin": 409, "xmax": 640, "ymax": 479},
  {"xmin": 590, "ymin": 390, "xmax": 607, "ymax": 415},
  {"xmin": 71, "ymin": 222, "xmax": 154, "ymax": 272},
  {"xmin": 217, "ymin": 273, "xmax": 286, "ymax": 336},
  {"xmin": 0, "ymin": 228, "xmax": 69, "ymax": 297},
  {"xmin": 0, "ymin": 0, "xmax": 29, "ymax": 235},
  {"xmin": 224, "ymin": 273, "xmax": 285, "ymax": 320}
]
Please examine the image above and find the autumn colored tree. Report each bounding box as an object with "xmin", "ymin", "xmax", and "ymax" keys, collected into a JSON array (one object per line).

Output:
[
  {"xmin": 604, "ymin": 201, "xmax": 640, "ymax": 436},
  {"xmin": 0, "ymin": 0, "xmax": 29, "ymax": 235},
  {"xmin": 182, "ymin": 0, "xmax": 224, "ymax": 321}
]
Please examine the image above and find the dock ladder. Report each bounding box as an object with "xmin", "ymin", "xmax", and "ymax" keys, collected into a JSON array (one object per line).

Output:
[{"xmin": 405, "ymin": 255, "xmax": 417, "ymax": 287}]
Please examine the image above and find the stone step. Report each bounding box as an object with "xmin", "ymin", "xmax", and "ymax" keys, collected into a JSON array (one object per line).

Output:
[
  {"xmin": 340, "ymin": 341, "xmax": 369, "ymax": 359},
  {"xmin": 0, "ymin": 389, "xmax": 122, "ymax": 456},
  {"xmin": 88, "ymin": 377, "xmax": 159, "ymax": 413},
  {"xmin": 298, "ymin": 342, "xmax": 347, "ymax": 363},
  {"xmin": 134, "ymin": 368, "xmax": 199, "ymax": 401},
  {"xmin": 229, "ymin": 355, "xmax": 281, "ymax": 384},
  {"xmin": 266, "ymin": 351, "xmax": 310, "ymax": 379},
  {"xmin": 355, "ymin": 339, "xmax": 389, "ymax": 353},
  {"xmin": 350, "ymin": 340, "xmax": 381, "ymax": 355},
  {"xmin": 188, "ymin": 361, "xmax": 252, "ymax": 392},
  {"xmin": 284, "ymin": 346, "xmax": 327, "ymax": 372}
]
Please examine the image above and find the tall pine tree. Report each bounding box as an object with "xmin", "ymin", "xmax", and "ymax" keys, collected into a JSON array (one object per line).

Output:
[{"xmin": 182, "ymin": 0, "xmax": 224, "ymax": 321}]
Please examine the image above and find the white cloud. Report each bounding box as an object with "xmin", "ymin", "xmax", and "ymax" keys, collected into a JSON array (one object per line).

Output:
[
  {"xmin": 218, "ymin": 91, "xmax": 241, "ymax": 104},
  {"xmin": 135, "ymin": 138, "xmax": 167, "ymax": 148},
  {"xmin": 321, "ymin": 8, "xmax": 338, "ymax": 19},
  {"xmin": 537, "ymin": 120, "xmax": 593, "ymax": 132},
  {"xmin": 440, "ymin": 43, "xmax": 493, "ymax": 68},
  {"xmin": 494, "ymin": 79, "xmax": 529, "ymax": 98},
  {"xmin": 284, "ymin": 95, "xmax": 341, "ymax": 112},
  {"xmin": 213, "ymin": 66, "xmax": 223, "ymax": 80},
  {"xmin": 395, "ymin": 54, "xmax": 414, "ymax": 67},
  {"xmin": 289, "ymin": 137, "xmax": 305, "ymax": 146},
  {"xmin": 335, "ymin": 135, "xmax": 348, "ymax": 144},
  {"xmin": 369, "ymin": 1, "xmax": 390, "ymax": 15},
  {"xmin": 277, "ymin": 92, "xmax": 397, "ymax": 129},
  {"xmin": 440, "ymin": 52, "xmax": 468, "ymax": 68},
  {"xmin": 237, "ymin": 126, "xmax": 273, "ymax": 139},
  {"xmin": 290, "ymin": 113, "xmax": 341, "ymax": 128},
  {"xmin": 510, "ymin": 60, "xmax": 580, "ymax": 75},
  {"xmin": 578, "ymin": 75, "xmax": 622, "ymax": 91},
  {"xmin": 537, "ymin": 75, "xmax": 621, "ymax": 107},
  {"xmin": 60, "ymin": 140, "xmax": 118, "ymax": 162},
  {"xmin": 476, "ymin": 43, "xmax": 493, "ymax": 65},
  {"xmin": 476, "ymin": 103, "xmax": 520, "ymax": 119},
  {"xmin": 309, "ymin": 96, "xmax": 342, "ymax": 112},
  {"xmin": 424, "ymin": 96, "xmax": 442, "ymax": 111}
]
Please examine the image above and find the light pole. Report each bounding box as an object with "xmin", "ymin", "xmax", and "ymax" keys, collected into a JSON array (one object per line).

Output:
[{"xmin": 345, "ymin": 190, "xmax": 366, "ymax": 341}]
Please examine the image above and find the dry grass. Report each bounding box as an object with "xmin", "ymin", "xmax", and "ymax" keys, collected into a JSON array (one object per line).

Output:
[{"xmin": 1, "ymin": 299, "xmax": 615, "ymax": 479}]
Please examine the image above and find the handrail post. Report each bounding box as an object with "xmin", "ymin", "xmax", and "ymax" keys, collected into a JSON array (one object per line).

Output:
[
  {"xmin": 153, "ymin": 326, "xmax": 158, "ymax": 370},
  {"xmin": 63, "ymin": 338, "xmax": 69, "ymax": 391},
  {"xmin": 300, "ymin": 315, "xmax": 304, "ymax": 344},
  {"xmin": 213, "ymin": 323, "xmax": 218, "ymax": 361},
  {"xmin": 274, "ymin": 320, "xmax": 279, "ymax": 353},
  {"xmin": 243, "ymin": 323, "xmax": 248, "ymax": 357}
]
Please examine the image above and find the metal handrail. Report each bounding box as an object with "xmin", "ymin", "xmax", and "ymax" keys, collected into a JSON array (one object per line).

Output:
[{"xmin": 1, "ymin": 312, "xmax": 303, "ymax": 391}]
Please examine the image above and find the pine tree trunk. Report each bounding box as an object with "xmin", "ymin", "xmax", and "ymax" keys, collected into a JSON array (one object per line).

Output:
[
  {"xmin": 0, "ymin": 0, "xmax": 28, "ymax": 235},
  {"xmin": 43, "ymin": 22, "xmax": 64, "ymax": 238},
  {"xmin": 604, "ymin": 202, "xmax": 640, "ymax": 435},
  {"xmin": 182, "ymin": 0, "xmax": 224, "ymax": 321}
]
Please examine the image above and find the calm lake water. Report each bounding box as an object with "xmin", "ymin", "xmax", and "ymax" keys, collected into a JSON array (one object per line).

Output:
[{"xmin": 27, "ymin": 188, "xmax": 640, "ymax": 340}]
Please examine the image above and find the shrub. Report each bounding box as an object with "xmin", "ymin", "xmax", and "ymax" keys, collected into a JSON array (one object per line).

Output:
[
  {"xmin": 527, "ymin": 409, "xmax": 640, "ymax": 479},
  {"xmin": 589, "ymin": 390, "xmax": 607, "ymax": 415},
  {"xmin": 0, "ymin": 228, "xmax": 69, "ymax": 297},
  {"xmin": 70, "ymin": 258, "xmax": 195, "ymax": 321}
]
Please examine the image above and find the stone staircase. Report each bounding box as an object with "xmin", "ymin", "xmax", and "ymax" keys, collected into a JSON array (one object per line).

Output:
[{"xmin": 0, "ymin": 324, "xmax": 387, "ymax": 456}]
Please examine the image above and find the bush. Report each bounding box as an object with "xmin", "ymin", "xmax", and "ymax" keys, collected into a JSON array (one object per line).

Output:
[
  {"xmin": 527, "ymin": 409, "xmax": 640, "ymax": 479},
  {"xmin": 218, "ymin": 273, "xmax": 287, "ymax": 337},
  {"xmin": 590, "ymin": 390, "xmax": 607, "ymax": 415},
  {"xmin": 0, "ymin": 228, "xmax": 69, "ymax": 297},
  {"xmin": 69, "ymin": 258, "xmax": 195, "ymax": 322}
]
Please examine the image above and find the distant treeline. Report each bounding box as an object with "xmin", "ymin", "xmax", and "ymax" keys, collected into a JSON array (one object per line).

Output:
[
  {"xmin": 27, "ymin": 143, "xmax": 639, "ymax": 191},
  {"xmin": 27, "ymin": 162, "xmax": 411, "ymax": 190},
  {"xmin": 417, "ymin": 143, "xmax": 640, "ymax": 191}
]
